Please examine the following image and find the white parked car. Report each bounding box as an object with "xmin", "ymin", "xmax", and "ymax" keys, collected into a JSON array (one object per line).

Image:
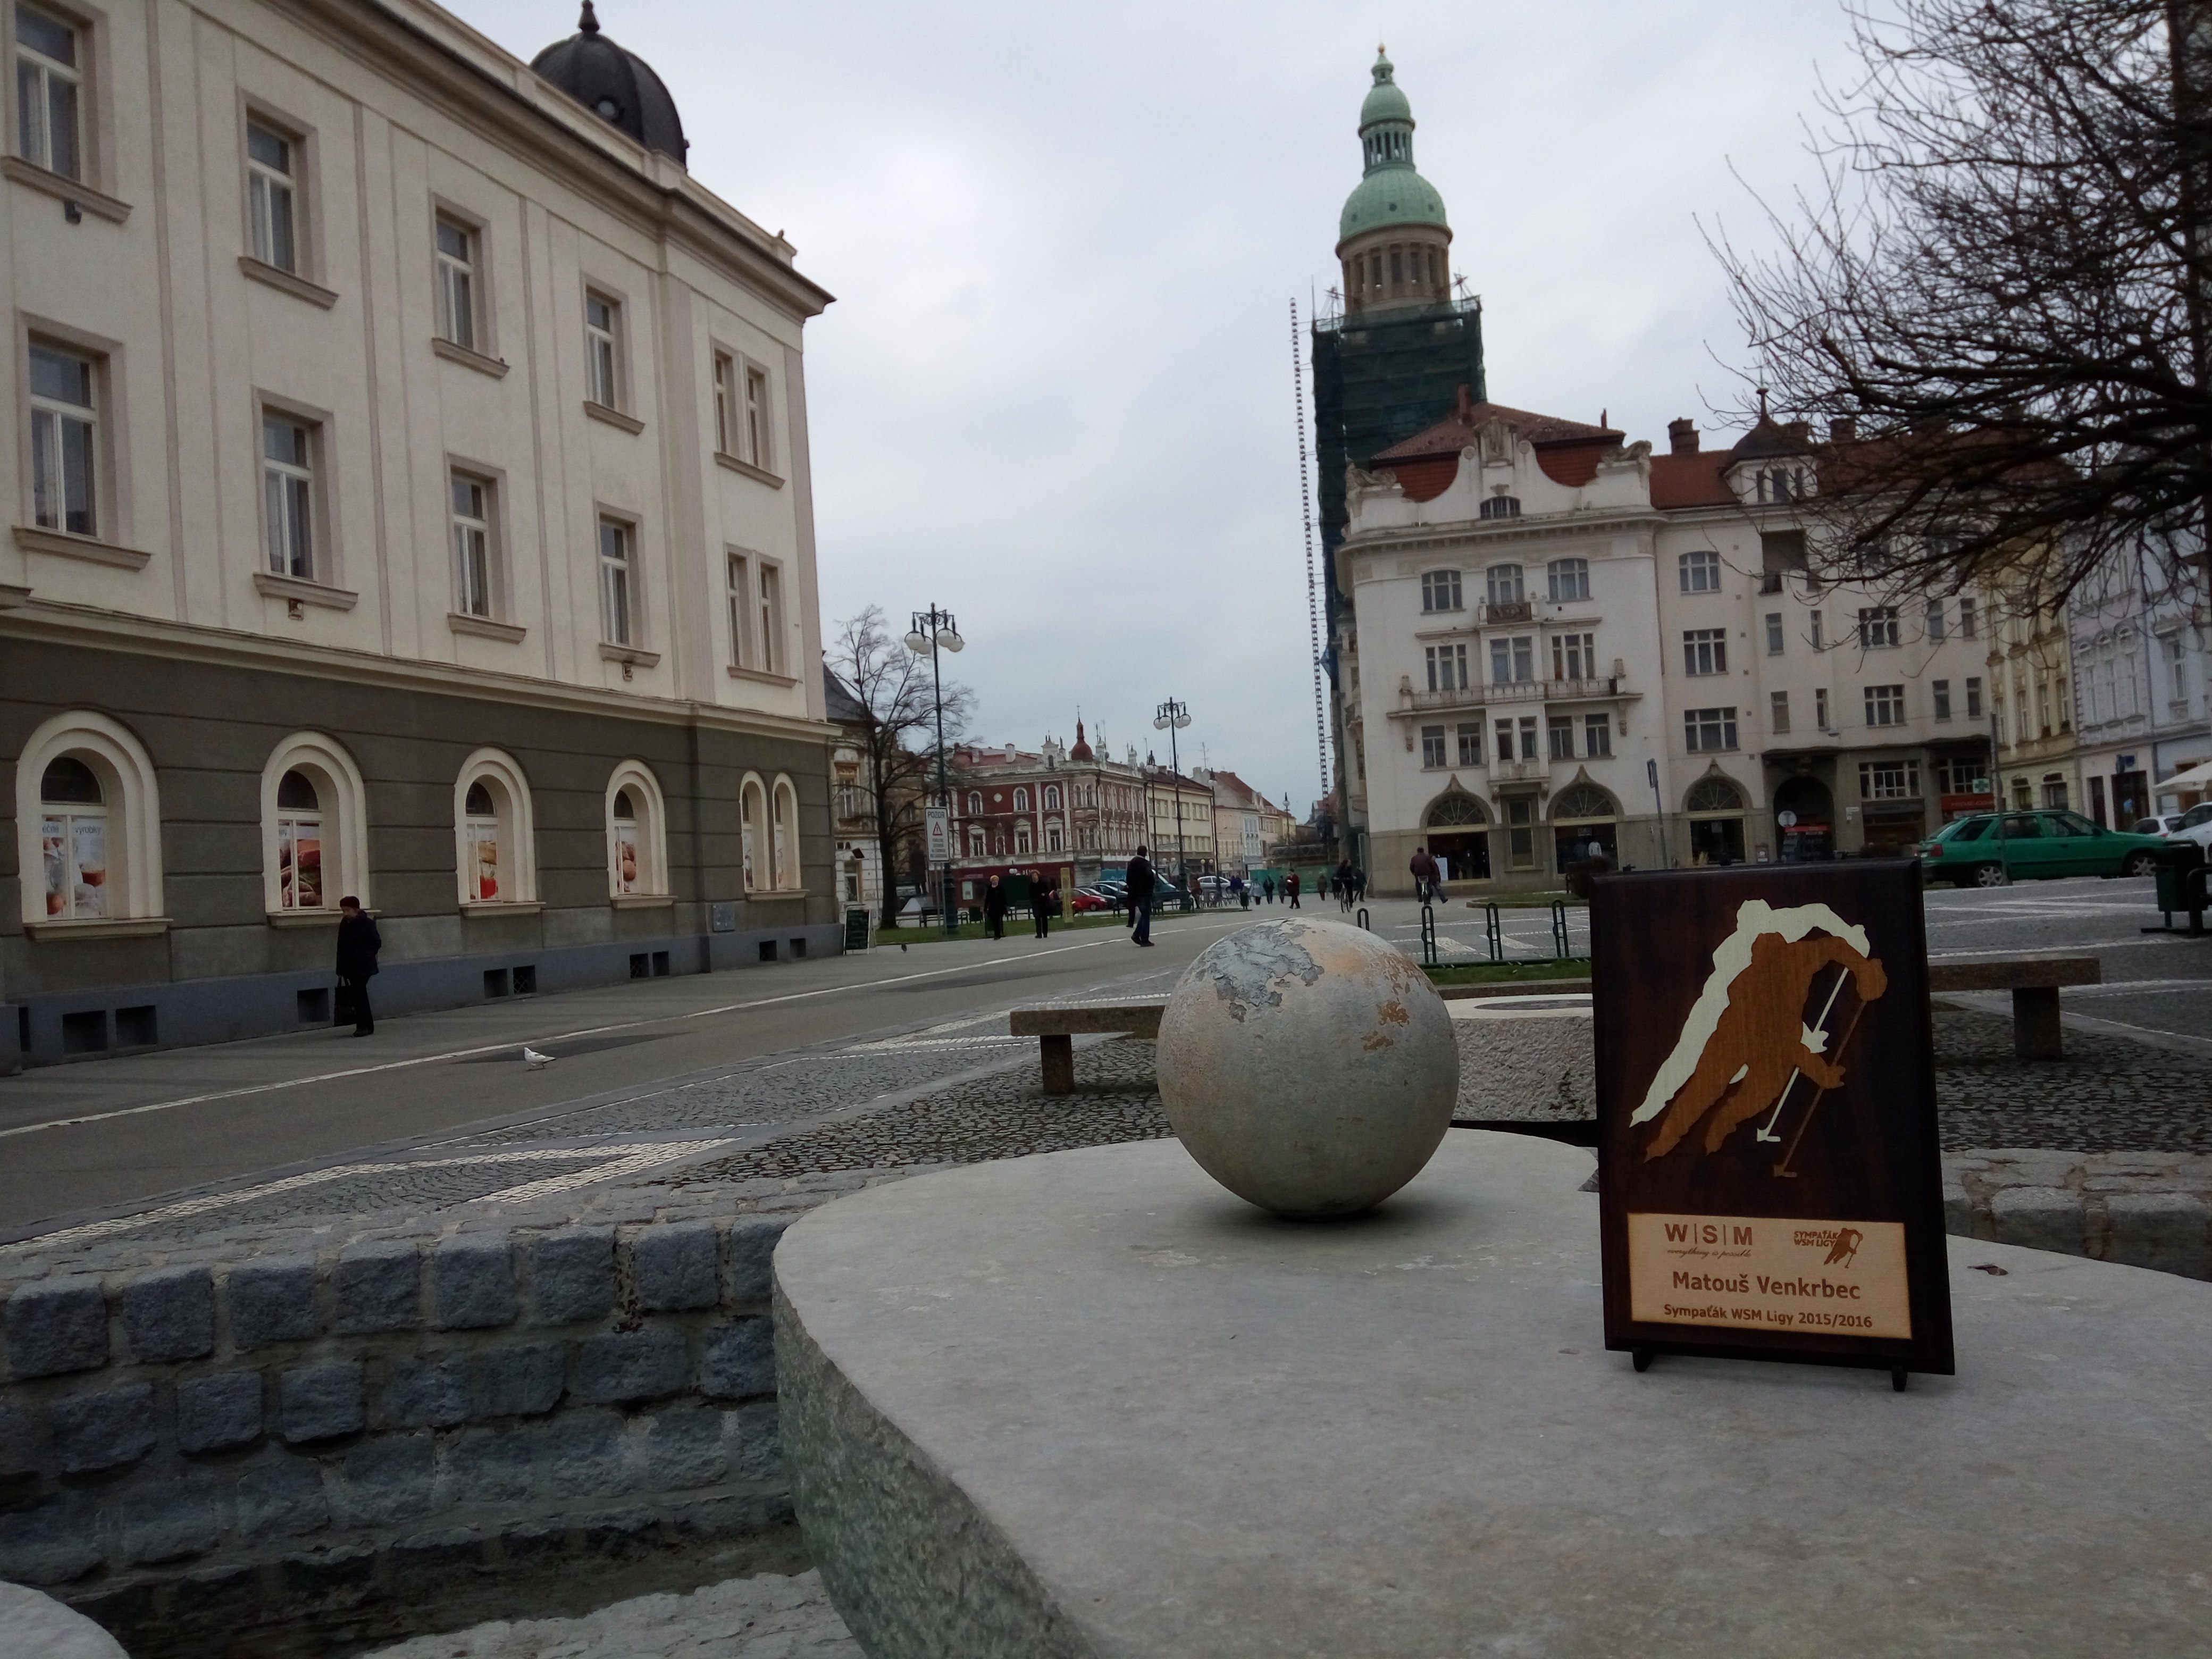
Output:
[
  {"xmin": 2172, "ymin": 802, "xmax": 2212, "ymax": 853},
  {"xmin": 2131, "ymin": 815, "xmax": 2188, "ymax": 839}
]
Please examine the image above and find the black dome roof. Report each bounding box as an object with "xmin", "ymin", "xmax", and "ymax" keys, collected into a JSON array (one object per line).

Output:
[{"xmin": 530, "ymin": 3, "xmax": 688, "ymax": 166}]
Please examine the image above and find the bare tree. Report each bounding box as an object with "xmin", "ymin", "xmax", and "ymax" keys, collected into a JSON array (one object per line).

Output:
[
  {"xmin": 1713, "ymin": 0, "xmax": 2212, "ymax": 604},
  {"xmin": 826, "ymin": 606, "xmax": 973, "ymax": 931}
]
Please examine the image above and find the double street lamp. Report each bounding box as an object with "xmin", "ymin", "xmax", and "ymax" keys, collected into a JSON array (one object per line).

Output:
[
  {"xmin": 904, "ymin": 606, "xmax": 964, "ymax": 937},
  {"xmin": 1153, "ymin": 697, "xmax": 1193, "ymax": 909}
]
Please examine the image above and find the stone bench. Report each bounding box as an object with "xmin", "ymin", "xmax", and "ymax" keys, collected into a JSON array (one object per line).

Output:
[{"xmin": 1926, "ymin": 956, "xmax": 2100, "ymax": 1060}]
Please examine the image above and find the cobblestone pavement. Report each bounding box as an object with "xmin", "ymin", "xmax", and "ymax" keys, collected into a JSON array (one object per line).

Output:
[
  {"xmin": 1932, "ymin": 1007, "xmax": 2212, "ymax": 1152},
  {"xmin": 359, "ymin": 1569, "xmax": 859, "ymax": 1659}
]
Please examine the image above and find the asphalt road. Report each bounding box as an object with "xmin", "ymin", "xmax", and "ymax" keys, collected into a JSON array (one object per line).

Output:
[{"xmin": 1, "ymin": 876, "xmax": 2203, "ymax": 1235}]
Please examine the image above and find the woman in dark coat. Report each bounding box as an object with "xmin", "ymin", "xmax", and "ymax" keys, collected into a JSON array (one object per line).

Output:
[
  {"xmin": 335, "ymin": 895, "xmax": 381, "ymax": 1036},
  {"xmin": 983, "ymin": 875, "xmax": 1009, "ymax": 941}
]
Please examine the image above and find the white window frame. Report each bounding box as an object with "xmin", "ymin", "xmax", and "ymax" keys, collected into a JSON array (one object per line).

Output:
[
  {"xmin": 13, "ymin": 2, "xmax": 82, "ymax": 180},
  {"xmin": 1683, "ymin": 629, "xmax": 1728, "ymax": 676},
  {"xmin": 1551, "ymin": 632, "xmax": 1596, "ymax": 682},
  {"xmin": 1546, "ymin": 558, "xmax": 1589, "ymax": 602},
  {"xmin": 1933, "ymin": 680, "xmax": 1952, "ymax": 721},
  {"xmin": 1485, "ymin": 563, "xmax": 1524, "ymax": 606},
  {"xmin": 433, "ymin": 213, "xmax": 480, "ymax": 350},
  {"xmin": 1420, "ymin": 569, "xmax": 1462, "ymax": 613},
  {"xmin": 260, "ymin": 732, "xmax": 370, "ymax": 916},
  {"xmin": 454, "ymin": 748, "xmax": 535, "ymax": 908},
  {"xmin": 742, "ymin": 362, "xmax": 770, "ymax": 470},
  {"xmin": 1679, "ymin": 548, "xmax": 1721, "ymax": 594},
  {"xmin": 1770, "ymin": 691, "xmax": 1791, "ymax": 734},
  {"xmin": 1684, "ymin": 707, "xmax": 1738, "ymax": 752},
  {"xmin": 450, "ymin": 468, "xmax": 496, "ymax": 618},
  {"xmin": 606, "ymin": 760, "xmax": 668, "ymax": 899},
  {"xmin": 1865, "ymin": 684, "xmax": 1906, "ymax": 727},
  {"xmin": 27, "ymin": 336, "xmax": 97, "ymax": 537},
  {"xmin": 771, "ymin": 773, "xmax": 801, "ymax": 891},
  {"xmin": 756, "ymin": 558, "xmax": 785, "ymax": 675},
  {"xmin": 259, "ymin": 407, "xmax": 318, "ymax": 580},
  {"xmin": 245, "ymin": 114, "xmax": 302, "ymax": 274},
  {"xmin": 1858, "ymin": 607, "xmax": 1900, "ymax": 649},
  {"xmin": 15, "ymin": 709, "xmax": 164, "ymax": 929},
  {"xmin": 584, "ymin": 288, "xmax": 622, "ymax": 410},
  {"xmin": 725, "ymin": 550, "xmax": 752, "ymax": 668},
  {"xmin": 1421, "ymin": 725, "xmax": 1446, "ymax": 768},
  {"xmin": 598, "ymin": 515, "xmax": 635, "ymax": 645},
  {"xmin": 713, "ymin": 350, "xmax": 735, "ymax": 456}
]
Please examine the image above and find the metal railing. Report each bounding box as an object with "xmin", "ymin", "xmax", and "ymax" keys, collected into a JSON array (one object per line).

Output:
[{"xmin": 1394, "ymin": 675, "xmax": 1627, "ymax": 716}]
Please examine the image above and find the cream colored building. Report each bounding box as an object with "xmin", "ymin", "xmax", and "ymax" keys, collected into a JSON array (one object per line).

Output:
[{"xmin": 2, "ymin": 0, "xmax": 837, "ymax": 1062}]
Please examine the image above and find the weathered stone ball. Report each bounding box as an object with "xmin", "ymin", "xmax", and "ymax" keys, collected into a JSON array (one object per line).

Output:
[{"xmin": 1157, "ymin": 916, "xmax": 1459, "ymax": 1218}]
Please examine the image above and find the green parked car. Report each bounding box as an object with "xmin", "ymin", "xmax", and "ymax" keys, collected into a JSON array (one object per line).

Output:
[{"xmin": 1917, "ymin": 810, "xmax": 2165, "ymax": 887}]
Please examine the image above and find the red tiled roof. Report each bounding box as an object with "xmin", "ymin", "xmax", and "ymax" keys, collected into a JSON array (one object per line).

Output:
[
  {"xmin": 1649, "ymin": 451, "xmax": 1733, "ymax": 509},
  {"xmin": 1371, "ymin": 400, "xmax": 1621, "ymax": 462}
]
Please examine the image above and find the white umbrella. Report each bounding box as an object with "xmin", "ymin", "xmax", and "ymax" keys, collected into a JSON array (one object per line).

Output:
[{"xmin": 2156, "ymin": 760, "xmax": 2212, "ymax": 793}]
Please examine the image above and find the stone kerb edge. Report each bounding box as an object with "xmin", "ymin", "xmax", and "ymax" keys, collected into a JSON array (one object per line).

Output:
[{"xmin": 0, "ymin": 1210, "xmax": 803, "ymax": 1635}]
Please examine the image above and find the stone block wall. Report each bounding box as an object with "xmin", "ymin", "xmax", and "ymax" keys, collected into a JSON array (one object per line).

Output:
[
  {"xmin": 1943, "ymin": 1150, "xmax": 2212, "ymax": 1280},
  {"xmin": 0, "ymin": 1212, "xmax": 798, "ymax": 1653}
]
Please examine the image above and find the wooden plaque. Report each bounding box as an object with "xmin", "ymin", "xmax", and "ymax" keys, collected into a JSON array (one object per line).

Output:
[{"xmin": 1593, "ymin": 862, "xmax": 1954, "ymax": 1379}]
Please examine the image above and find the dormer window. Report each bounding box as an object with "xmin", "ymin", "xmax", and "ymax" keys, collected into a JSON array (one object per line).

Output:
[{"xmin": 1479, "ymin": 495, "xmax": 1521, "ymax": 521}]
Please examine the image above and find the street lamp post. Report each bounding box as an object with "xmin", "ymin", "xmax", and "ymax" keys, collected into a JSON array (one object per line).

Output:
[
  {"xmin": 904, "ymin": 606, "xmax": 964, "ymax": 937},
  {"xmin": 1153, "ymin": 698, "xmax": 1193, "ymax": 909}
]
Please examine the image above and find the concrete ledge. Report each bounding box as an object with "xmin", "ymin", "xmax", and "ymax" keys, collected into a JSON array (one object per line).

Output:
[
  {"xmin": 776, "ymin": 1135, "xmax": 2212, "ymax": 1658},
  {"xmin": 0, "ymin": 1581, "xmax": 126, "ymax": 1657}
]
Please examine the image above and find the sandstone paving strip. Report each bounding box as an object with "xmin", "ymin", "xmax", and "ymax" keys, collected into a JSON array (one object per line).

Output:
[{"xmin": 357, "ymin": 1568, "xmax": 859, "ymax": 1659}]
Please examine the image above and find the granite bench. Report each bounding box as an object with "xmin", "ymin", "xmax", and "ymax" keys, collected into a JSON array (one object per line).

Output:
[{"xmin": 1925, "ymin": 955, "xmax": 2100, "ymax": 1059}]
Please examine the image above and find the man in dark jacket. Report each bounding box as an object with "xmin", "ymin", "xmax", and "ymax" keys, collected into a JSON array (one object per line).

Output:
[
  {"xmin": 1285, "ymin": 869, "xmax": 1302, "ymax": 908},
  {"xmin": 1030, "ymin": 870, "xmax": 1052, "ymax": 939},
  {"xmin": 984, "ymin": 875, "xmax": 1008, "ymax": 941},
  {"xmin": 1410, "ymin": 845, "xmax": 1440, "ymax": 905},
  {"xmin": 335, "ymin": 895, "xmax": 381, "ymax": 1037},
  {"xmin": 1125, "ymin": 846, "xmax": 1157, "ymax": 946}
]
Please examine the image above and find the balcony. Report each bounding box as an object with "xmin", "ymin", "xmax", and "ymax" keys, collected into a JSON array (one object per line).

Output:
[
  {"xmin": 1492, "ymin": 759, "xmax": 1551, "ymax": 784},
  {"xmin": 1391, "ymin": 675, "xmax": 1631, "ymax": 718},
  {"xmin": 1482, "ymin": 600, "xmax": 1534, "ymax": 625}
]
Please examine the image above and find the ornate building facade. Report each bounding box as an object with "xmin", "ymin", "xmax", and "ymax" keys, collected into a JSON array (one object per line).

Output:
[{"xmin": 2, "ymin": 0, "xmax": 838, "ymax": 1063}]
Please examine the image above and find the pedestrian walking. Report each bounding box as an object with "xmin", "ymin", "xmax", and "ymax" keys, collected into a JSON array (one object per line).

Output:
[
  {"xmin": 1353, "ymin": 864, "xmax": 1368, "ymax": 902},
  {"xmin": 1410, "ymin": 844, "xmax": 1440, "ymax": 906},
  {"xmin": 1286, "ymin": 869, "xmax": 1302, "ymax": 909},
  {"xmin": 984, "ymin": 875, "xmax": 1008, "ymax": 942},
  {"xmin": 1335, "ymin": 858, "xmax": 1356, "ymax": 912},
  {"xmin": 1229, "ymin": 874, "xmax": 1247, "ymax": 909},
  {"xmin": 1263, "ymin": 876, "xmax": 1276, "ymax": 904},
  {"xmin": 335, "ymin": 895, "xmax": 381, "ymax": 1037},
  {"xmin": 1126, "ymin": 845, "xmax": 1157, "ymax": 946},
  {"xmin": 1030, "ymin": 870, "xmax": 1052, "ymax": 939}
]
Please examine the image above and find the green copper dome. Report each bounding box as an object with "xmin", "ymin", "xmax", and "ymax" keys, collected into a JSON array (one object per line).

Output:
[{"xmin": 1338, "ymin": 49, "xmax": 1449, "ymax": 245}]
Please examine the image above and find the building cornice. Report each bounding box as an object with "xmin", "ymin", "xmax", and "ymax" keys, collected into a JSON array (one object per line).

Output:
[
  {"xmin": 0, "ymin": 603, "xmax": 835, "ymax": 744},
  {"xmin": 288, "ymin": 0, "xmax": 835, "ymax": 324},
  {"xmin": 1340, "ymin": 507, "xmax": 1664, "ymax": 566}
]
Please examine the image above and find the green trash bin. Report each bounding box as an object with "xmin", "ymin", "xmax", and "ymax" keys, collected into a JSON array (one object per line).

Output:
[{"xmin": 2154, "ymin": 841, "xmax": 2205, "ymax": 914}]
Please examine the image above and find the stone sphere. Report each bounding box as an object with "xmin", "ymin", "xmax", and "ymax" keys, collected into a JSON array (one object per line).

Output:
[{"xmin": 1157, "ymin": 916, "xmax": 1459, "ymax": 1218}]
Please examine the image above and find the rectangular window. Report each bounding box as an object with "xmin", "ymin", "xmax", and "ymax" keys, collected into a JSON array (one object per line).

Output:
[
  {"xmin": 2167, "ymin": 635, "xmax": 2189, "ymax": 703},
  {"xmin": 1485, "ymin": 564, "xmax": 1524, "ymax": 606},
  {"xmin": 1926, "ymin": 599, "xmax": 1946, "ymax": 642},
  {"xmin": 1551, "ymin": 631, "xmax": 1595, "ymax": 682},
  {"xmin": 713, "ymin": 353, "xmax": 735, "ymax": 455},
  {"xmin": 1765, "ymin": 612, "xmax": 1784, "ymax": 655},
  {"xmin": 1425, "ymin": 643, "xmax": 1467, "ymax": 692},
  {"xmin": 1857, "ymin": 607, "xmax": 1900, "ymax": 648},
  {"xmin": 1583, "ymin": 713, "xmax": 1612, "ymax": 757},
  {"xmin": 757, "ymin": 561, "xmax": 783, "ymax": 674},
  {"xmin": 451, "ymin": 473, "xmax": 492, "ymax": 617},
  {"xmin": 1546, "ymin": 558, "xmax": 1589, "ymax": 602},
  {"xmin": 743, "ymin": 366, "xmax": 769, "ymax": 468},
  {"xmin": 1494, "ymin": 720, "xmax": 1513, "ymax": 764},
  {"xmin": 1815, "ymin": 688, "xmax": 1830, "ymax": 729},
  {"xmin": 1932, "ymin": 679, "xmax": 1951, "ymax": 720},
  {"xmin": 1679, "ymin": 548, "xmax": 1720, "ymax": 593},
  {"xmin": 1421, "ymin": 725, "xmax": 1446, "ymax": 768},
  {"xmin": 1865, "ymin": 684, "xmax": 1906, "ymax": 726},
  {"xmin": 1858, "ymin": 760, "xmax": 1922, "ymax": 801},
  {"xmin": 1420, "ymin": 568, "xmax": 1462, "ymax": 612},
  {"xmin": 434, "ymin": 217, "xmax": 476, "ymax": 349},
  {"xmin": 584, "ymin": 292, "xmax": 619, "ymax": 408},
  {"xmin": 1684, "ymin": 707, "xmax": 1738, "ymax": 752},
  {"xmin": 1770, "ymin": 690, "xmax": 1791, "ymax": 734},
  {"xmin": 1510, "ymin": 636, "xmax": 1534, "ymax": 682},
  {"xmin": 1809, "ymin": 609, "xmax": 1824, "ymax": 649},
  {"xmin": 14, "ymin": 2, "xmax": 80, "ymax": 179},
  {"xmin": 1957, "ymin": 597, "xmax": 1977, "ymax": 639},
  {"xmin": 28, "ymin": 340, "xmax": 95, "ymax": 535},
  {"xmin": 246, "ymin": 122, "xmax": 298, "ymax": 273},
  {"xmin": 598, "ymin": 518, "xmax": 631, "ymax": 644},
  {"xmin": 1456, "ymin": 723, "xmax": 1482, "ymax": 766},
  {"xmin": 1517, "ymin": 716, "xmax": 1538, "ymax": 760},
  {"xmin": 1683, "ymin": 629, "xmax": 1728, "ymax": 676},
  {"xmin": 726, "ymin": 552, "xmax": 750, "ymax": 667},
  {"xmin": 1966, "ymin": 676, "xmax": 1983, "ymax": 718},
  {"xmin": 1547, "ymin": 715, "xmax": 1575, "ymax": 761},
  {"xmin": 261, "ymin": 413, "xmax": 314, "ymax": 579}
]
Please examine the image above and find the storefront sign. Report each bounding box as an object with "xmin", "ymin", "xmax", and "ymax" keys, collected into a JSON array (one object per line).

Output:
[{"xmin": 1592, "ymin": 862, "xmax": 1954, "ymax": 1381}]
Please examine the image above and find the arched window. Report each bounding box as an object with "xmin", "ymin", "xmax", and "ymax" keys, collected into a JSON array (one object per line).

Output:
[
  {"xmin": 1479, "ymin": 497, "xmax": 1522, "ymax": 522},
  {"xmin": 1426, "ymin": 791, "xmax": 1488, "ymax": 828},
  {"xmin": 1485, "ymin": 564, "xmax": 1524, "ymax": 604},
  {"xmin": 739, "ymin": 773, "xmax": 768, "ymax": 893},
  {"xmin": 606, "ymin": 761, "xmax": 668, "ymax": 898},
  {"xmin": 454, "ymin": 749, "xmax": 535, "ymax": 907},
  {"xmin": 1551, "ymin": 784, "xmax": 1619, "ymax": 823},
  {"xmin": 261, "ymin": 733, "xmax": 368, "ymax": 915},
  {"xmin": 968, "ymin": 825, "xmax": 985, "ymax": 856},
  {"xmin": 1015, "ymin": 820, "xmax": 1033, "ymax": 855},
  {"xmin": 1013, "ymin": 787, "xmax": 1029, "ymax": 812},
  {"xmin": 16, "ymin": 710, "xmax": 165, "ymax": 929},
  {"xmin": 1044, "ymin": 784, "xmax": 1061, "ymax": 810},
  {"xmin": 1685, "ymin": 777, "xmax": 1746, "ymax": 815},
  {"xmin": 772, "ymin": 775, "xmax": 801, "ymax": 890},
  {"xmin": 967, "ymin": 791, "xmax": 982, "ymax": 816}
]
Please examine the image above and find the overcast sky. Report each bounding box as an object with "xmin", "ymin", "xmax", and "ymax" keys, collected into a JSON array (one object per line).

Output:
[{"xmin": 452, "ymin": 1, "xmax": 1867, "ymax": 812}]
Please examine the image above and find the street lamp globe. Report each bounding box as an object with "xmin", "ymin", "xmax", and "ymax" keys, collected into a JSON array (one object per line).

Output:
[
  {"xmin": 1174, "ymin": 714, "xmax": 1192, "ymax": 729},
  {"xmin": 942, "ymin": 631, "xmax": 964, "ymax": 652},
  {"xmin": 1152, "ymin": 715, "xmax": 1169, "ymax": 731},
  {"xmin": 903, "ymin": 630, "xmax": 929, "ymax": 654}
]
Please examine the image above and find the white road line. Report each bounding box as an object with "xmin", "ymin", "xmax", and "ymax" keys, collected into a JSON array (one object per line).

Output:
[{"xmin": 0, "ymin": 924, "xmax": 1251, "ymax": 1143}]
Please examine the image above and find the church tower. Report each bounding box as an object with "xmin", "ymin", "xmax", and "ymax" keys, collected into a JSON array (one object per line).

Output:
[{"xmin": 1311, "ymin": 49, "xmax": 1487, "ymax": 866}]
